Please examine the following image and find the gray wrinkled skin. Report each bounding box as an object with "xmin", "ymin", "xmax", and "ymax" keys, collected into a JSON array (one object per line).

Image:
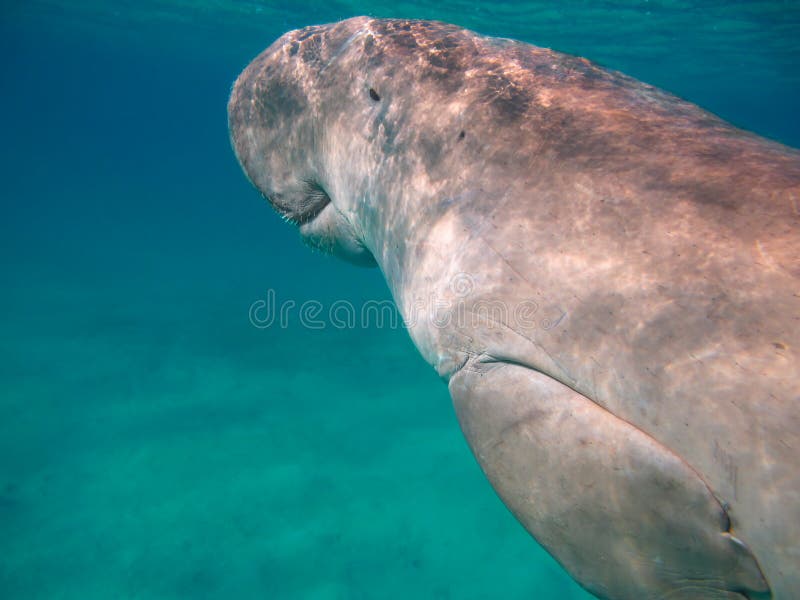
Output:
[{"xmin": 228, "ymin": 17, "xmax": 800, "ymax": 599}]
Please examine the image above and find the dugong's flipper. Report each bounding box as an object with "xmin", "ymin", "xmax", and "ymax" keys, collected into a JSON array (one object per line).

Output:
[{"xmin": 450, "ymin": 357, "xmax": 770, "ymax": 600}]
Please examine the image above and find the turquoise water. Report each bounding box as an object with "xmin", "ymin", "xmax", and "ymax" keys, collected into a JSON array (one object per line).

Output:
[{"xmin": 1, "ymin": 2, "xmax": 798, "ymax": 598}]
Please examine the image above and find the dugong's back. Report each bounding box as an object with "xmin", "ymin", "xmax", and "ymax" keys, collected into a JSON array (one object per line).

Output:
[{"xmin": 228, "ymin": 17, "xmax": 800, "ymax": 599}]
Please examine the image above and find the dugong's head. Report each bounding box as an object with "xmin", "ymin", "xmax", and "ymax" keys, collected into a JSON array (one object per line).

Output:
[
  {"xmin": 228, "ymin": 16, "xmax": 501, "ymax": 272},
  {"xmin": 228, "ymin": 17, "xmax": 383, "ymax": 267}
]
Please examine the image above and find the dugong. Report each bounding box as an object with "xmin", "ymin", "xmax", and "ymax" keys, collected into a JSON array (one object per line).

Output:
[{"xmin": 228, "ymin": 17, "xmax": 800, "ymax": 599}]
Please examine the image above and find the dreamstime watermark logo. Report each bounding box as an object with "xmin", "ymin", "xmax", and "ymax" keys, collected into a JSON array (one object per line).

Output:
[
  {"xmin": 248, "ymin": 272, "xmax": 565, "ymax": 331},
  {"xmin": 449, "ymin": 272, "xmax": 475, "ymax": 296},
  {"xmin": 249, "ymin": 290, "xmax": 402, "ymax": 330}
]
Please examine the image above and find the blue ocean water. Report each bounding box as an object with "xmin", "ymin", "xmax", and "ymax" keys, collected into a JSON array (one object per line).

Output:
[{"xmin": 1, "ymin": 2, "xmax": 798, "ymax": 598}]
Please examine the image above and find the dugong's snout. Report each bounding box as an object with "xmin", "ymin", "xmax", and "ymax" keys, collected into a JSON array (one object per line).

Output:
[
  {"xmin": 228, "ymin": 53, "xmax": 306, "ymax": 211},
  {"xmin": 228, "ymin": 21, "xmax": 378, "ymax": 267},
  {"xmin": 263, "ymin": 182, "xmax": 332, "ymax": 225},
  {"xmin": 228, "ymin": 32, "xmax": 331, "ymax": 225}
]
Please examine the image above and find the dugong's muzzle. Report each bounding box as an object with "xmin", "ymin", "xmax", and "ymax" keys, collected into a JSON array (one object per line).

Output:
[
  {"xmin": 227, "ymin": 21, "xmax": 377, "ymax": 267},
  {"xmin": 227, "ymin": 27, "xmax": 332, "ymax": 226}
]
